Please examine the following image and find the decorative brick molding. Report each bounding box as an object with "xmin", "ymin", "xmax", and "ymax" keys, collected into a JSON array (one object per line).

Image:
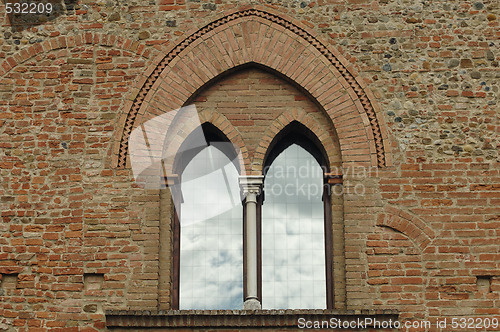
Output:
[
  {"xmin": 113, "ymin": 7, "xmax": 389, "ymax": 170},
  {"xmin": 160, "ymin": 109, "xmax": 249, "ymax": 175},
  {"xmin": 252, "ymin": 109, "xmax": 339, "ymax": 173},
  {"xmin": 376, "ymin": 206, "xmax": 436, "ymax": 251},
  {"xmin": 198, "ymin": 110, "xmax": 249, "ymax": 172},
  {"xmin": 105, "ymin": 309, "xmax": 399, "ymax": 329},
  {"xmin": 0, "ymin": 32, "xmax": 156, "ymax": 78}
]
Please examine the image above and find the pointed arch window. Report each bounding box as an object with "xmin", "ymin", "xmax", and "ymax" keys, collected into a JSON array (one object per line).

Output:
[
  {"xmin": 171, "ymin": 121, "xmax": 335, "ymax": 310},
  {"xmin": 260, "ymin": 121, "xmax": 334, "ymax": 309},
  {"xmin": 173, "ymin": 124, "xmax": 243, "ymax": 310},
  {"xmin": 262, "ymin": 144, "xmax": 326, "ymax": 308}
]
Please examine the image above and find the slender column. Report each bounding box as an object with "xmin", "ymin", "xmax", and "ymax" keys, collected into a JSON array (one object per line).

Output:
[{"xmin": 239, "ymin": 175, "xmax": 264, "ymax": 310}]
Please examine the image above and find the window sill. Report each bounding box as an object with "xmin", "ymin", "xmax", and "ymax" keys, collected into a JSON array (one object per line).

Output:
[{"xmin": 105, "ymin": 309, "xmax": 399, "ymax": 329}]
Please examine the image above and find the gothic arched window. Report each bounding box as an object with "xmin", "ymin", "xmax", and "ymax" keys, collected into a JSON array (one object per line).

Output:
[
  {"xmin": 174, "ymin": 124, "xmax": 243, "ymax": 310},
  {"xmin": 260, "ymin": 121, "xmax": 333, "ymax": 309},
  {"xmin": 171, "ymin": 121, "xmax": 334, "ymax": 310},
  {"xmin": 262, "ymin": 143, "xmax": 326, "ymax": 308}
]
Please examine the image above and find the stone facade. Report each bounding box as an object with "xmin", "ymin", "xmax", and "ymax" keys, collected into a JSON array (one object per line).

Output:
[{"xmin": 0, "ymin": 0, "xmax": 498, "ymax": 331}]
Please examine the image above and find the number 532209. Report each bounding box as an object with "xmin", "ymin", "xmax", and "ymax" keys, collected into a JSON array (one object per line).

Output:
[{"xmin": 5, "ymin": 2, "xmax": 53, "ymax": 14}]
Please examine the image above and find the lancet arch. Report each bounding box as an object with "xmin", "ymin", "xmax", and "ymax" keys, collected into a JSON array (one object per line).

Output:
[{"xmin": 113, "ymin": 7, "xmax": 390, "ymax": 170}]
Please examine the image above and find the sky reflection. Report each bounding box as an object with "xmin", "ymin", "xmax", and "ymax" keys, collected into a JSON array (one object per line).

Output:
[
  {"xmin": 262, "ymin": 144, "xmax": 326, "ymax": 309},
  {"xmin": 179, "ymin": 143, "xmax": 326, "ymax": 310},
  {"xmin": 179, "ymin": 146, "xmax": 243, "ymax": 310}
]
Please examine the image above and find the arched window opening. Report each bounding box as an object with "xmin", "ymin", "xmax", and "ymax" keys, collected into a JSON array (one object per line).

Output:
[
  {"xmin": 260, "ymin": 121, "xmax": 333, "ymax": 309},
  {"xmin": 176, "ymin": 125, "xmax": 243, "ymax": 310},
  {"xmin": 171, "ymin": 121, "xmax": 335, "ymax": 310},
  {"xmin": 262, "ymin": 144, "xmax": 326, "ymax": 309}
]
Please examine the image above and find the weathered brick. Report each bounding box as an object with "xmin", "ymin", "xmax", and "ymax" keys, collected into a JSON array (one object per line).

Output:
[{"xmin": 0, "ymin": 2, "xmax": 498, "ymax": 330}]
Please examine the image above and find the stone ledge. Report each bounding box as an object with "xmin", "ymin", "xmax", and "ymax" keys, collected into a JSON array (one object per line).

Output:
[{"xmin": 105, "ymin": 309, "xmax": 399, "ymax": 328}]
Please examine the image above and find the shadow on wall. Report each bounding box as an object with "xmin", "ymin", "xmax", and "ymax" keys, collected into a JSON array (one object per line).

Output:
[{"xmin": 3, "ymin": 0, "xmax": 78, "ymax": 32}]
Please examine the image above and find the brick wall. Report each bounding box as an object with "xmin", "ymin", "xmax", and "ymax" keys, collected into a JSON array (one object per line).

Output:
[
  {"xmin": 0, "ymin": 0, "xmax": 499, "ymax": 330},
  {"xmin": 193, "ymin": 68, "xmax": 341, "ymax": 166}
]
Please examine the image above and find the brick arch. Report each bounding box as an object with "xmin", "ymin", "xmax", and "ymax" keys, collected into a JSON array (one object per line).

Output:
[
  {"xmin": 376, "ymin": 206, "xmax": 436, "ymax": 251},
  {"xmin": 367, "ymin": 221, "xmax": 428, "ymax": 321},
  {"xmin": 0, "ymin": 32, "xmax": 157, "ymax": 78},
  {"xmin": 252, "ymin": 109, "xmax": 339, "ymax": 173},
  {"xmin": 163, "ymin": 109, "xmax": 249, "ymax": 176},
  {"xmin": 113, "ymin": 6, "xmax": 390, "ymax": 169}
]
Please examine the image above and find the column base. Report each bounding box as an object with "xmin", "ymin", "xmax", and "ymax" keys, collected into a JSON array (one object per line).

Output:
[{"xmin": 243, "ymin": 298, "xmax": 261, "ymax": 310}]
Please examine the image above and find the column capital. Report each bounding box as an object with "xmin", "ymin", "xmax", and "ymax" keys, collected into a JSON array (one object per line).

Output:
[{"xmin": 239, "ymin": 175, "xmax": 264, "ymax": 196}]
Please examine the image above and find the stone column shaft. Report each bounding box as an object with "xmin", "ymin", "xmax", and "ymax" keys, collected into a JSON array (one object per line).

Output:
[{"xmin": 239, "ymin": 175, "xmax": 264, "ymax": 310}]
